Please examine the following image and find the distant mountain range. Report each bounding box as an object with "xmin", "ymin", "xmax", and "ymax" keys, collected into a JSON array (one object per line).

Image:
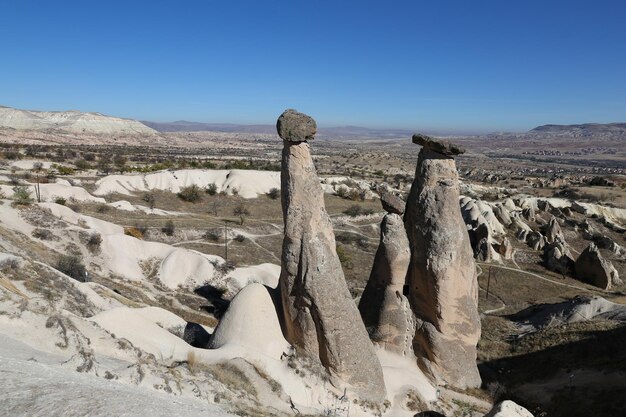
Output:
[
  {"xmin": 141, "ymin": 120, "xmax": 415, "ymax": 138},
  {"xmin": 1, "ymin": 105, "xmax": 623, "ymax": 140},
  {"xmin": 530, "ymin": 123, "xmax": 626, "ymax": 136},
  {"xmin": 0, "ymin": 105, "xmax": 157, "ymax": 135}
]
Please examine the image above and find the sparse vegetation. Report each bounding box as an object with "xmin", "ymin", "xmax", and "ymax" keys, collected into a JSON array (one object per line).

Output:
[
  {"xmin": 124, "ymin": 227, "xmax": 144, "ymax": 239},
  {"xmin": 343, "ymin": 204, "xmax": 374, "ymax": 217},
  {"xmin": 86, "ymin": 232, "xmax": 102, "ymax": 253},
  {"xmin": 336, "ymin": 244, "xmax": 354, "ymax": 270},
  {"xmin": 267, "ymin": 187, "xmax": 280, "ymax": 200},
  {"xmin": 142, "ymin": 192, "xmax": 156, "ymax": 209},
  {"xmin": 32, "ymin": 228, "xmax": 55, "ymax": 240},
  {"xmin": 233, "ymin": 203, "xmax": 250, "ymax": 225},
  {"xmin": 162, "ymin": 220, "xmax": 175, "ymax": 236},
  {"xmin": 55, "ymin": 255, "xmax": 87, "ymax": 282},
  {"xmin": 12, "ymin": 186, "xmax": 33, "ymax": 205},
  {"xmin": 177, "ymin": 185, "xmax": 202, "ymax": 202},
  {"xmin": 206, "ymin": 183, "xmax": 218, "ymax": 195}
]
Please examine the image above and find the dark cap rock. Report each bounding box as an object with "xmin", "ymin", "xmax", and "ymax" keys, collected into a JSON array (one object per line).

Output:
[
  {"xmin": 412, "ymin": 133, "xmax": 465, "ymax": 156},
  {"xmin": 276, "ymin": 109, "xmax": 317, "ymax": 142},
  {"xmin": 380, "ymin": 191, "xmax": 405, "ymax": 215}
]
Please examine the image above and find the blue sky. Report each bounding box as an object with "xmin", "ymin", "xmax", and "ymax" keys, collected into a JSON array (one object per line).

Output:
[{"xmin": 1, "ymin": 1, "xmax": 625, "ymax": 133}]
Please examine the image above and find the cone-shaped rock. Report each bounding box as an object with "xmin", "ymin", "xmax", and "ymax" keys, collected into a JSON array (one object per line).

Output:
[
  {"xmin": 359, "ymin": 213, "xmax": 413, "ymax": 355},
  {"xmin": 575, "ymin": 243, "xmax": 621, "ymax": 290},
  {"xmin": 276, "ymin": 109, "xmax": 386, "ymax": 400},
  {"xmin": 404, "ymin": 135, "xmax": 481, "ymax": 389}
]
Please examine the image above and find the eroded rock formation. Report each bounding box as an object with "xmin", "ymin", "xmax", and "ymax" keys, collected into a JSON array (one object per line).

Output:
[
  {"xmin": 575, "ymin": 243, "xmax": 621, "ymax": 290},
  {"xmin": 404, "ymin": 134, "xmax": 482, "ymax": 389},
  {"xmin": 276, "ymin": 109, "xmax": 386, "ymax": 400},
  {"xmin": 359, "ymin": 208, "xmax": 413, "ymax": 355}
]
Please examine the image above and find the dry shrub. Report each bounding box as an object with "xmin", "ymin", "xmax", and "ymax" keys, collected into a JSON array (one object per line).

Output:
[{"xmin": 124, "ymin": 227, "xmax": 144, "ymax": 239}]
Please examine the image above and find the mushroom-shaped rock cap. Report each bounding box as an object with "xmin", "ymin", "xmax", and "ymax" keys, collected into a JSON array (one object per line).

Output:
[
  {"xmin": 276, "ymin": 109, "xmax": 317, "ymax": 142},
  {"xmin": 412, "ymin": 133, "xmax": 465, "ymax": 156},
  {"xmin": 380, "ymin": 190, "xmax": 405, "ymax": 215}
]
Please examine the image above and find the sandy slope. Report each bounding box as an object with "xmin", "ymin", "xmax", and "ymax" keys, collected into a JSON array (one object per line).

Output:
[
  {"xmin": 0, "ymin": 335, "xmax": 234, "ymax": 417},
  {"xmin": 94, "ymin": 169, "xmax": 281, "ymax": 199}
]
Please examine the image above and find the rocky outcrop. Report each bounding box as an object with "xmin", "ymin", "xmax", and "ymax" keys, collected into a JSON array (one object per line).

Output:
[
  {"xmin": 276, "ymin": 108, "xmax": 317, "ymax": 142},
  {"xmin": 484, "ymin": 400, "xmax": 534, "ymax": 417},
  {"xmin": 497, "ymin": 237, "xmax": 514, "ymax": 260},
  {"xmin": 543, "ymin": 217, "xmax": 564, "ymax": 244},
  {"xmin": 404, "ymin": 135, "xmax": 481, "ymax": 389},
  {"xmin": 544, "ymin": 239, "xmax": 575, "ymax": 274},
  {"xmin": 475, "ymin": 237, "xmax": 498, "ymax": 262},
  {"xmin": 412, "ymin": 133, "xmax": 465, "ymax": 155},
  {"xmin": 521, "ymin": 207, "xmax": 535, "ymax": 222},
  {"xmin": 183, "ymin": 322, "xmax": 211, "ymax": 348},
  {"xmin": 493, "ymin": 204, "xmax": 512, "ymax": 227},
  {"xmin": 359, "ymin": 212, "xmax": 413, "ymax": 355},
  {"xmin": 209, "ymin": 283, "xmax": 289, "ymax": 359},
  {"xmin": 575, "ymin": 243, "xmax": 621, "ymax": 290},
  {"xmin": 276, "ymin": 109, "xmax": 386, "ymax": 400},
  {"xmin": 595, "ymin": 235, "xmax": 626, "ymax": 256},
  {"xmin": 526, "ymin": 231, "xmax": 545, "ymax": 251},
  {"xmin": 512, "ymin": 218, "xmax": 532, "ymax": 241},
  {"xmin": 380, "ymin": 190, "xmax": 406, "ymax": 215}
]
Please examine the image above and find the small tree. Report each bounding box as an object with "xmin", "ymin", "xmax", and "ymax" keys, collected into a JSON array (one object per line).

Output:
[
  {"xmin": 56, "ymin": 255, "xmax": 87, "ymax": 282},
  {"xmin": 233, "ymin": 203, "xmax": 251, "ymax": 225},
  {"xmin": 12, "ymin": 186, "xmax": 33, "ymax": 205},
  {"xmin": 206, "ymin": 183, "xmax": 218, "ymax": 196},
  {"xmin": 162, "ymin": 220, "xmax": 175, "ymax": 236},
  {"xmin": 267, "ymin": 187, "xmax": 280, "ymax": 200},
  {"xmin": 344, "ymin": 205, "xmax": 362, "ymax": 217},
  {"xmin": 113, "ymin": 155, "xmax": 127, "ymax": 173},
  {"xmin": 98, "ymin": 161, "xmax": 112, "ymax": 175},
  {"xmin": 86, "ymin": 232, "xmax": 102, "ymax": 253},
  {"xmin": 177, "ymin": 185, "xmax": 202, "ymax": 202},
  {"xmin": 209, "ymin": 200, "xmax": 221, "ymax": 216},
  {"xmin": 142, "ymin": 192, "xmax": 156, "ymax": 209}
]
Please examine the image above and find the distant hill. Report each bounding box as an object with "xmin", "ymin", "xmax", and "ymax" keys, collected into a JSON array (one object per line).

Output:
[
  {"xmin": 141, "ymin": 120, "xmax": 276, "ymax": 134},
  {"xmin": 0, "ymin": 105, "xmax": 157, "ymax": 135},
  {"xmin": 530, "ymin": 123, "xmax": 626, "ymax": 136},
  {"xmin": 143, "ymin": 120, "xmax": 414, "ymax": 139}
]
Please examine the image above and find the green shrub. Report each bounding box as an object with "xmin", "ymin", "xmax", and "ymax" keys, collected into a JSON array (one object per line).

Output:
[
  {"xmin": 86, "ymin": 232, "xmax": 102, "ymax": 253},
  {"xmin": 206, "ymin": 183, "xmax": 218, "ymax": 196},
  {"xmin": 56, "ymin": 255, "xmax": 87, "ymax": 282},
  {"xmin": 344, "ymin": 205, "xmax": 362, "ymax": 217},
  {"xmin": 267, "ymin": 188, "xmax": 280, "ymax": 200},
  {"xmin": 162, "ymin": 220, "xmax": 175, "ymax": 236},
  {"xmin": 54, "ymin": 196, "xmax": 67, "ymax": 205},
  {"xmin": 336, "ymin": 245, "xmax": 353, "ymax": 270},
  {"xmin": 55, "ymin": 165, "xmax": 75, "ymax": 175},
  {"xmin": 177, "ymin": 185, "xmax": 202, "ymax": 202},
  {"xmin": 12, "ymin": 186, "xmax": 33, "ymax": 205},
  {"xmin": 233, "ymin": 204, "xmax": 250, "ymax": 225}
]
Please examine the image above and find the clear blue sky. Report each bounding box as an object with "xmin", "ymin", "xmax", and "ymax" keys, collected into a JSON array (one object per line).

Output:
[{"xmin": 1, "ymin": 1, "xmax": 625, "ymax": 133}]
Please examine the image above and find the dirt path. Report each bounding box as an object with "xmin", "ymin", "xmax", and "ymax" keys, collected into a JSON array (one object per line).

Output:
[{"xmin": 478, "ymin": 263, "xmax": 598, "ymax": 293}]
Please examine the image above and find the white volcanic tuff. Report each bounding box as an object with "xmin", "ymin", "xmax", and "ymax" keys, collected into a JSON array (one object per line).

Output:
[
  {"xmin": 0, "ymin": 335, "xmax": 236, "ymax": 417},
  {"xmin": 94, "ymin": 169, "xmax": 281, "ymax": 199},
  {"xmin": 0, "ymin": 201, "xmax": 253, "ymax": 293},
  {"xmin": 485, "ymin": 401, "xmax": 534, "ymax": 417},
  {"xmin": 0, "ymin": 182, "xmax": 105, "ymax": 204},
  {"xmin": 460, "ymin": 196, "xmax": 507, "ymax": 239},
  {"xmin": 512, "ymin": 296, "xmax": 626, "ymax": 334},
  {"xmin": 209, "ymin": 283, "xmax": 290, "ymax": 358},
  {"xmin": 277, "ymin": 109, "xmax": 386, "ymax": 401},
  {"xmin": 107, "ymin": 200, "xmax": 184, "ymax": 216},
  {"xmin": 405, "ymin": 147, "xmax": 482, "ymax": 390},
  {"xmin": 0, "ymin": 106, "xmax": 157, "ymax": 135}
]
